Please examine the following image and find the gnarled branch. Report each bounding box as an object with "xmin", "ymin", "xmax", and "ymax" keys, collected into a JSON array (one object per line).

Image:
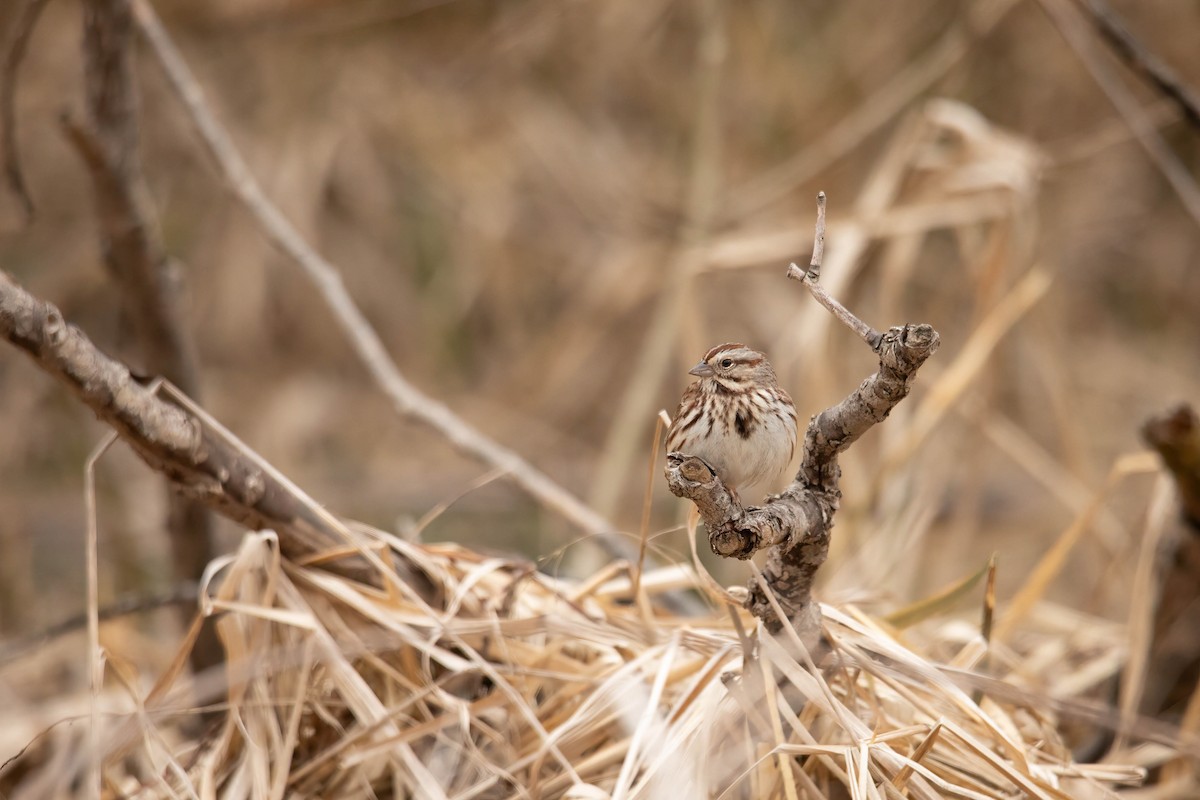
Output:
[{"xmin": 666, "ymin": 194, "xmax": 940, "ymax": 638}]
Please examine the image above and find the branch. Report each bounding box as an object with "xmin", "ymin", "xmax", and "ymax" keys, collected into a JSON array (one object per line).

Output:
[
  {"xmin": 1036, "ymin": 0, "xmax": 1200, "ymax": 227},
  {"xmin": 665, "ymin": 194, "xmax": 940, "ymax": 637},
  {"xmin": 1084, "ymin": 0, "xmax": 1200, "ymax": 133},
  {"xmin": 0, "ymin": 581, "xmax": 199, "ymax": 665},
  {"xmin": 784, "ymin": 191, "xmax": 882, "ymax": 349},
  {"xmin": 0, "ymin": 269, "xmax": 398, "ymax": 589},
  {"xmin": 127, "ymin": 0, "xmax": 688, "ymax": 604}
]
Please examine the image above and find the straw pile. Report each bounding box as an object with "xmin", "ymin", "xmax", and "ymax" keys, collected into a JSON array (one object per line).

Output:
[{"xmin": 3, "ymin": 518, "xmax": 1152, "ymax": 799}]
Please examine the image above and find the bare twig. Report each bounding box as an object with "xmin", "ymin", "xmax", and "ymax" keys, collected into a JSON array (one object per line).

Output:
[
  {"xmin": 805, "ymin": 191, "xmax": 827, "ymax": 280},
  {"xmin": 0, "ymin": 0, "xmax": 48, "ymax": 220},
  {"xmin": 934, "ymin": 665, "xmax": 1200, "ymax": 758},
  {"xmin": 666, "ymin": 195, "xmax": 939, "ymax": 634},
  {"xmin": 127, "ymin": 0, "xmax": 681, "ymax": 593},
  {"xmin": 1084, "ymin": 0, "xmax": 1200, "ymax": 132},
  {"xmin": 1037, "ymin": 0, "xmax": 1200, "ymax": 227},
  {"xmin": 72, "ymin": 1, "xmax": 201, "ymax": 390},
  {"xmin": 785, "ymin": 192, "xmax": 882, "ymax": 350},
  {"xmin": 0, "ymin": 582, "xmax": 200, "ymax": 665}
]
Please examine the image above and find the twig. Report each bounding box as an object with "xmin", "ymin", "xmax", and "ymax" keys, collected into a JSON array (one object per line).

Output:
[
  {"xmin": 1036, "ymin": 0, "xmax": 1200, "ymax": 227},
  {"xmin": 805, "ymin": 191, "xmax": 826, "ymax": 280},
  {"xmin": 0, "ymin": 582, "xmax": 200, "ymax": 665},
  {"xmin": 785, "ymin": 192, "xmax": 882, "ymax": 350},
  {"xmin": 937, "ymin": 663, "xmax": 1200, "ymax": 760},
  {"xmin": 127, "ymin": 0, "xmax": 686, "ymax": 599},
  {"xmin": 0, "ymin": 0, "xmax": 48, "ymax": 221},
  {"xmin": 1084, "ymin": 0, "xmax": 1200, "ymax": 132},
  {"xmin": 665, "ymin": 194, "xmax": 939, "ymax": 633}
]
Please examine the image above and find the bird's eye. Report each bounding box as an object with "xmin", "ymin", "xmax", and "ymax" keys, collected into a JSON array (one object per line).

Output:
[{"xmin": 720, "ymin": 358, "xmax": 733, "ymax": 368}]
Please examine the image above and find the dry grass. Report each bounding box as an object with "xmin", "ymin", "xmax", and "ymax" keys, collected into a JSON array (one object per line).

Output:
[{"xmin": 0, "ymin": 519, "xmax": 1161, "ymax": 798}]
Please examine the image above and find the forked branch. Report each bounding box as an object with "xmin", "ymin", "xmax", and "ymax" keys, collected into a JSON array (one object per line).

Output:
[
  {"xmin": 665, "ymin": 193, "xmax": 940, "ymax": 639},
  {"xmin": 785, "ymin": 191, "xmax": 882, "ymax": 349}
]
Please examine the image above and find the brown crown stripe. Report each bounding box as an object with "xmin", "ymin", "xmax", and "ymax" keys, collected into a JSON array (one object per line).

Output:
[
  {"xmin": 701, "ymin": 343, "xmax": 765, "ymax": 367},
  {"xmin": 702, "ymin": 342, "xmax": 746, "ymax": 361}
]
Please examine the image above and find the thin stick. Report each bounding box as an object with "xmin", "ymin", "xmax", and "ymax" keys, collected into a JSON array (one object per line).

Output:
[
  {"xmin": 0, "ymin": 582, "xmax": 199, "ymax": 665},
  {"xmin": 786, "ymin": 193, "xmax": 882, "ymax": 349},
  {"xmin": 806, "ymin": 191, "xmax": 827, "ymax": 280},
  {"xmin": 128, "ymin": 0, "xmax": 673, "ymax": 582},
  {"xmin": 1037, "ymin": 0, "xmax": 1200, "ymax": 227},
  {"xmin": 68, "ymin": 0, "xmax": 219, "ymax": 674},
  {"xmin": 1084, "ymin": 0, "xmax": 1200, "ymax": 131}
]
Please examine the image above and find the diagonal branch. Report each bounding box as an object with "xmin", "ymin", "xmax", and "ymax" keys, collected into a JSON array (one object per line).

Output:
[
  {"xmin": 0, "ymin": 269, "xmax": 397, "ymax": 590},
  {"xmin": 1084, "ymin": 0, "xmax": 1200, "ymax": 133},
  {"xmin": 1036, "ymin": 0, "xmax": 1200, "ymax": 227},
  {"xmin": 785, "ymin": 191, "xmax": 882, "ymax": 350},
  {"xmin": 127, "ymin": 0, "xmax": 673, "ymax": 584}
]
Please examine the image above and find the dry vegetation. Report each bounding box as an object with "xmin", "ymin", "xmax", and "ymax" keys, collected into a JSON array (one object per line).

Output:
[{"xmin": 1, "ymin": 0, "xmax": 1199, "ymax": 797}]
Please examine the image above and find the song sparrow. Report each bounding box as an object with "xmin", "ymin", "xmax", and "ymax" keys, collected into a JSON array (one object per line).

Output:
[{"xmin": 666, "ymin": 343, "xmax": 798, "ymax": 498}]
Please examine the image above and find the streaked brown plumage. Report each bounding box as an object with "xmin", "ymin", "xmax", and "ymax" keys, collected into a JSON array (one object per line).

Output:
[{"xmin": 666, "ymin": 343, "xmax": 798, "ymax": 497}]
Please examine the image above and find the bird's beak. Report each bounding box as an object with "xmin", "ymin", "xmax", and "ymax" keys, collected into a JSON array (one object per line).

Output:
[{"xmin": 688, "ymin": 361, "xmax": 715, "ymax": 378}]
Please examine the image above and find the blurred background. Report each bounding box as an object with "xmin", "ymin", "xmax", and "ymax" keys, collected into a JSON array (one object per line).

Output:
[{"xmin": 0, "ymin": 0, "xmax": 1198, "ymax": 669}]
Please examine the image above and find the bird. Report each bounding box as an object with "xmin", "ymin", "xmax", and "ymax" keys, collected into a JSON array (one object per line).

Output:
[{"xmin": 666, "ymin": 343, "xmax": 798, "ymax": 500}]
